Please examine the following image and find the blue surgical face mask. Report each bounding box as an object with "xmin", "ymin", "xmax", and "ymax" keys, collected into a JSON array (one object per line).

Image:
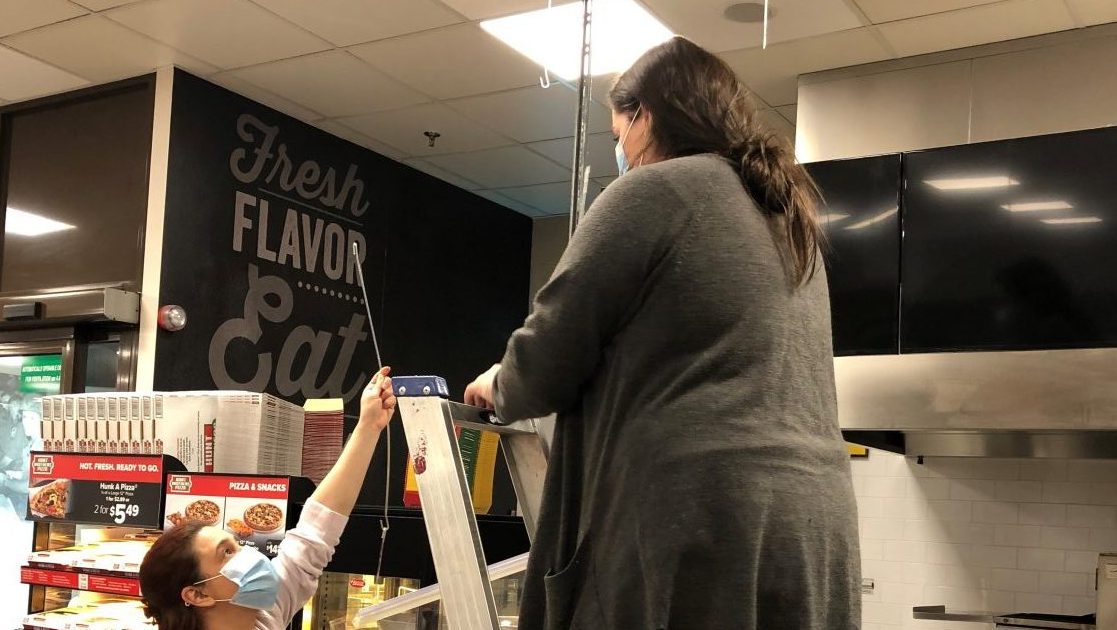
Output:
[
  {"xmin": 195, "ymin": 546, "xmax": 279, "ymax": 610},
  {"xmin": 614, "ymin": 105, "xmax": 642, "ymax": 176}
]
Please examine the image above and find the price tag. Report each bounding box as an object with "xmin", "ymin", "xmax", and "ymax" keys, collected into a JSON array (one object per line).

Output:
[{"xmin": 264, "ymin": 539, "xmax": 281, "ymax": 557}]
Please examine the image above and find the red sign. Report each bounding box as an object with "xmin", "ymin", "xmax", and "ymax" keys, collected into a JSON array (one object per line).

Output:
[
  {"xmin": 165, "ymin": 474, "xmax": 289, "ymax": 499},
  {"xmin": 20, "ymin": 566, "xmax": 142, "ymax": 597},
  {"xmin": 31, "ymin": 455, "xmax": 54, "ymax": 476},
  {"xmin": 29, "ymin": 453, "xmax": 164, "ymax": 485},
  {"xmin": 167, "ymin": 474, "xmax": 192, "ymax": 493}
]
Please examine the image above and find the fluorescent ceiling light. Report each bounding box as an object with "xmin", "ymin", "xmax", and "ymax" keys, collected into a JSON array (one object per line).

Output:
[
  {"xmin": 1001, "ymin": 201, "xmax": 1073, "ymax": 212},
  {"xmin": 6, "ymin": 207, "xmax": 75, "ymax": 237},
  {"xmin": 481, "ymin": 0, "xmax": 674, "ymax": 81},
  {"xmin": 924, "ymin": 176, "xmax": 1019, "ymax": 191},
  {"xmin": 1041, "ymin": 217, "xmax": 1102, "ymax": 225},
  {"xmin": 845, "ymin": 207, "xmax": 897, "ymax": 231},
  {"xmin": 820, "ymin": 212, "xmax": 849, "ymax": 223}
]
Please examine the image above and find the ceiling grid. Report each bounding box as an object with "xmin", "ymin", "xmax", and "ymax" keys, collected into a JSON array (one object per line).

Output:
[{"xmin": 0, "ymin": 0, "xmax": 1110, "ymax": 216}]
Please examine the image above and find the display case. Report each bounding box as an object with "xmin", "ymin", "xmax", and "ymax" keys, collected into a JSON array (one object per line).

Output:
[
  {"xmin": 299, "ymin": 506, "xmax": 530, "ymax": 629},
  {"xmin": 19, "ymin": 451, "xmax": 317, "ymax": 629},
  {"xmin": 21, "ymin": 452, "xmax": 184, "ymax": 629},
  {"xmin": 306, "ymin": 563, "xmax": 524, "ymax": 629}
]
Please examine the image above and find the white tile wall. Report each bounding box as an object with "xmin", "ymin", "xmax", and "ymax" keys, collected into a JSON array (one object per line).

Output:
[{"xmin": 853, "ymin": 453, "xmax": 1117, "ymax": 629}]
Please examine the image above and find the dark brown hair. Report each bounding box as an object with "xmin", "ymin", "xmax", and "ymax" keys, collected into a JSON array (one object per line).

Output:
[
  {"xmin": 139, "ymin": 521, "xmax": 207, "ymax": 630},
  {"xmin": 609, "ymin": 36, "xmax": 825, "ymax": 285}
]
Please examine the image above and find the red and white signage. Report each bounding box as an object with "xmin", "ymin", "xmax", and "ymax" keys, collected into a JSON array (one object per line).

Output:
[
  {"xmin": 163, "ymin": 473, "xmax": 293, "ymax": 558},
  {"xmin": 29, "ymin": 453, "xmax": 164, "ymax": 485},
  {"xmin": 20, "ymin": 567, "xmax": 141, "ymax": 597},
  {"xmin": 165, "ymin": 475, "xmax": 289, "ymax": 499}
]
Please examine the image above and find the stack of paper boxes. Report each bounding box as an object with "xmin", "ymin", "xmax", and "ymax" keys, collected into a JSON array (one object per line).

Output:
[
  {"xmin": 37, "ymin": 392, "xmax": 304, "ymax": 475},
  {"xmin": 301, "ymin": 399, "xmax": 344, "ymax": 485}
]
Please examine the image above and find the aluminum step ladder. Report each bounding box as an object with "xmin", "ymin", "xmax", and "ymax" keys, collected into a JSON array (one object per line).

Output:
[{"xmin": 392, "ymin": 375, "xmax": 553, "ymax": 630}]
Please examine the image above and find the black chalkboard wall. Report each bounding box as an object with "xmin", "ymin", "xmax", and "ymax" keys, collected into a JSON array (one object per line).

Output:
[{"xmin": 155, "ymin": 70, "xmax": 531, "ymax": 513}]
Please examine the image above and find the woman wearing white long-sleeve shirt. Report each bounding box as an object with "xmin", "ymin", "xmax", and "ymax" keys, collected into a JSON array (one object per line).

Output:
[{"xmin": 138, "ymin": 368, "xmax": 396, "ymax": 630}]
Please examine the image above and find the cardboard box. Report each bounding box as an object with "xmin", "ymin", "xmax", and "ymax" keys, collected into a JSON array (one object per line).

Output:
[{"xmin": 37, "ymin": 392, "xmax": 304, "ymax": 475}]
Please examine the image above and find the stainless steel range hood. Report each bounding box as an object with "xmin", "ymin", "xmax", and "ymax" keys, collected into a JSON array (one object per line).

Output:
[
  {"xmin": 837, "ymin": 349, "xmax": 1117, "ymax": 458},
  {"xmin": 0, "ymin": 284, "xmax": 140, "ymax": 329}
]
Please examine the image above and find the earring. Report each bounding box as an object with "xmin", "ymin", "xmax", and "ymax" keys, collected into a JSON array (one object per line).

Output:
[{"xmin": 185, "ymin": 602, "xmax": 192, "ymax": 607}]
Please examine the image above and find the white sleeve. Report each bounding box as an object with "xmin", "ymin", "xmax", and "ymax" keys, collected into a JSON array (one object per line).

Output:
[{"xmin": 258, "ymin": 498, "xmax": 349, "ymax": 629}]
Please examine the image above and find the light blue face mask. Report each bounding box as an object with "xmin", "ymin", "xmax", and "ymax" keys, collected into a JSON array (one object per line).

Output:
[
  {"xmin": 614, "ymin": 104, "xmax": 642, "ymax": 176},
  {"xmin": 194, "ymin": 545, "xmax": 280, "ymax": 610}
]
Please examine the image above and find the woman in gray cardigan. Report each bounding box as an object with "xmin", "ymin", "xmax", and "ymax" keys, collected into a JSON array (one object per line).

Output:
[{"xmin": 466, "ymin": 36, "xmax": 860, "ymax": 630}]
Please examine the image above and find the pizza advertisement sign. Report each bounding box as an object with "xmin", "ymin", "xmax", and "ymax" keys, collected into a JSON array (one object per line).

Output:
[
  {"xmin": 26, "ymin": 452, "xmax": 182, "ymax": 528},
  {"xmin": 164, "ymin": 474, "xmax": 293, "ymax": 558}
]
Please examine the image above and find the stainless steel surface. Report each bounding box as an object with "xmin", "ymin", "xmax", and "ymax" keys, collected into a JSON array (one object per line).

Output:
[
  {"xmin": 0, "ymin": 285, "xmax": 139, "ymax": 326},
  {"xmin": 398, "ymin": 396, "xmax": 501, "ymax": 630},
  {"xmin": 1099, "ymin": 554, "xmax": 1117, "ymax": 630},
  {"xmin": 993, "ymin": 613, "xmax": 1095, "ymax": 629},
  {"xmin": 913, "ymin": 605, "xmax": 998, "ymax": 623},
  {"xmin": 837, "ymin": 349, "xmax": 1117, "ymax": 430},
  {"xmin": 353, "ymin": 553, "xmax": 529, "ymax": 627},
  {"xmin": 837, "ymin": 349, "xmax": 1117, "ymax": 457},
  {"xmin": 102, "ymin": 288, "xmax": 140, "ymax": 323},
  {"xmin": 914, "ymin": 606, "xmax": 1096, "ymax": 629},
  {"xmin": 903, "ymin": 431, "xmax": 1117, "ymax": 458}
]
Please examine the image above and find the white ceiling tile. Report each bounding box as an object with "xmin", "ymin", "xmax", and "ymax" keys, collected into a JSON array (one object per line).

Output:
[
  {"xmin": 643, "ymin": 0, "xmax": 862, "ymax": 53},
  {"xmin": 348, "ymin": 23, "xmax": 540, "ymax": 99},
  {"xmin": 340, "ymin": 103, "xmax": 514, "ymax": 156},
  {"xmin": 72, "ymin": 0, "xmax": 142, "ymax": 10},
  {"xmin": 719, "ymin": 27, "xmax": 892, "ymax": 106},
  {"xmin": 226, "ymin": 50, "xmax": 427, "ymax": 118},
  {"xmin": 852, "ymin": 0, "xmax": 1003, "ymax": 24},
  {"xmin": 207, "ymin": 73, "xmax": 325, "ymax": 122},
  {"xmin": 3, "ymin": 14, "xmax": 217, "ymax": 83},
  {"xmin": 437, "ymin": 0, "xmax": 544, "ymax": 20},
  {"xmin": 877, "ymin": 0, "xmax": 1076, "ymax": 58},
  {"xmin": 497, "ymin": 182, "xmax": 571, "ymax": 215},
  {"xmin": 1067, "ymin": 0, "xmax": 1117, "ymax": 26},
  {"xmin": 756, "ymin": 108, "xmax": 795, "ymax": 144},
  {"xmin": 775, "ymin": 104, "xmax": 797, "ymax": 124},
  {"xmin": 251, "ymin": 0, "xmax": 464, "ymax": 47},
  {"xmin": 473, "ymin": 188, "xmax": 541, "ymax": 216},
  {"xmin": 105, "ymin": 0, "xmax": 331, "ymax": 69},
  {"xmin": 312, "ymin": 120, "xmax": 409, "ymax": 159},
  {"xmin": 0, "ymin": 45, "xmax": 89, "ymax": 101},
  {"xmin": 426, "ymin": 146, "xmax": 569, "ymax": 188},
  {"xmin": 0, "ymin": 0, "xmax": 86, "ymax": 38},
  {"xmin": 525, "ymin": 132, "xmax": 618, "ymax": 177},
  {"xmin": 447, "ymin": 85, "xmax": 611, "ymax": 143},
  {"xmin": 403, "ymin": 158, "xmax": 484, "ymax": 190}
]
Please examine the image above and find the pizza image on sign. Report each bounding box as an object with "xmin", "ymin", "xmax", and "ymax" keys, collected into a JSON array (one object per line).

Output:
[
  {"xmin": 243, "ymin": 503, "xmax": 284, "ymax": 533},
  {"xmin": 29, "ymin": 479, "xmax": 70, "ymax": 519},
  {"xmin": 184, "ymin": 499, "xmax": 221, "ymax": 525}
]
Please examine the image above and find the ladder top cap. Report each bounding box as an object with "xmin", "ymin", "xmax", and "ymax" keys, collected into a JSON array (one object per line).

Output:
[{"xmin": 394, "ymin": 375, "xmax": 451, "ymax": 398}]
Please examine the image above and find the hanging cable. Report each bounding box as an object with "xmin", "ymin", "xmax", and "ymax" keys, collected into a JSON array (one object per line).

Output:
[
  {"xmin": 763, "ymin": 0, "xmax": 770, "ymax": 49},
  {"xmin": 539, "ymin": 0, "xmax": 556, "ymax": 87},
  {"xmin": 352, "ymin": 242, "xmax": 390, "ymax": 584}
]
